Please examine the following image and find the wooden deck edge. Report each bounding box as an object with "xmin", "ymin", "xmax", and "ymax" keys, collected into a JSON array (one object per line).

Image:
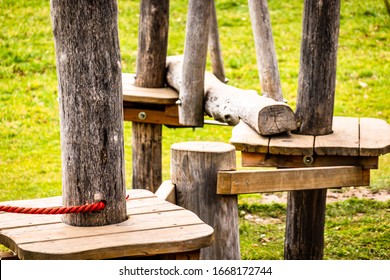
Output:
[{"xmin": 217, "ymin": 166, "xmax": 369, "ymax": 194}]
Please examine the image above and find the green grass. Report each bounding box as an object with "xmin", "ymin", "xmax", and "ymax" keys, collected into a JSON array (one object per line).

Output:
[{"xmin": 0, "ymin": 0, "xmax": 389, "ymax": 258}]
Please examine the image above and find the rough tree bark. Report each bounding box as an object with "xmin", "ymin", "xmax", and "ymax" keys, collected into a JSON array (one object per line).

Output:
[
  {"xmin": 132, "ymin": 0, "xmax": 169, "ymax": 192},
  {"xmin": 179, "ymin": 0, "xmax": 211, "ymax": 126},
  {"xmin": 167, "ymin": 57, "xmax": 296, "ymax": 135},
  {"xmin": 248, "ymin": 0, "xmax": 284, "ymax": 102},
  {"xmin": 51, "ymin": 0, "xmax": 127, "ymax": 226},
  {"xmin": 285, "ymin": 0, "xmax": 341, "ymax": 259}
]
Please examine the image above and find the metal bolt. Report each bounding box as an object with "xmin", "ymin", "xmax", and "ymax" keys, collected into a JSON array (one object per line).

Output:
[
  {"xmin": 303, "ymin": 155, "xmax": 314, "ymax": 165},
  {"xmin": 175, "ymin": 99, "xmax": 182, "ymax": 106},
  {"xmin": 138, "ymin": 111, "xmax": 147, "ymax": 120}
]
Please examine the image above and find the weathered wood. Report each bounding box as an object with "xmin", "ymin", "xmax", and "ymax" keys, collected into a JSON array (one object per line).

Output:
[
  {"xmin": 208, "ymin": 0, "xmax": 226, "ymax": 83},
  {"xmin": 286, "ymin": 0, "xmax": 341, "ymax": 260},
  {"xmin": 315, "ymin": 117, "xmax": 359, "ymax": 156},
  {"xmin": 155, "ymin": 180, "xmax": 176, "ymax": 204},
  {"xmin": 248, "ymin": 0, "xmax": 283, "ymax": 101},
  {"xmin": 132, "ymin": 0, "xmax": 169, "ymax": 192},
  {"xmin": 132, "ymin": 122, "xmax": 162, "ymax": 191},
  {"xmin": 50, "ymin": 0, "xmax": 127, "ymax": 226},
  {"xmin": 295, "ymin": 0, "xmax": 341, "ymax": 135},
  {"xmin": 241, "ymin": 152, "xmax": 379, "ymax": 169},
  {"xmin": 171, "ymin": 142, "xmax": 240, "ymax": 260},
  {"xmin": 122, "ymin": 73, "xmax": 178, "ymax": 105},
  {"xmin": 359, "ymin": 118, "xmax": 390, "ymax": 156},
  {"xmin": 179, "ymin": 0, "xmax": 211, "ymax": 126},
  {"xmin": 0, "ymin": 190, "xmax": 213, "ymax": 260},
  {"xmin": 135, "ymin": 0, "xmax": 169, "ymax": 88},
  {"xmin": 217, "ymin": 166, "xmax": 369, "ymax": 194},
  {"xmin": 231, "ymin": 117, "xmax": 390, "ymax": 157},
  {"xmin": 167, "ymin": 57, "xmax": 297, "ymax": 135}
]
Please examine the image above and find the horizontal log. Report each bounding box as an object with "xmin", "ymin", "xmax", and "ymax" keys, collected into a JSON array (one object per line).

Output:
[
  {"xmin": 217, "ymin": 166, "xmax": 369, "ymax": 194},
  {"xmin": 166, "ymin": 56, "xmax": 297, "ymax": 135}
]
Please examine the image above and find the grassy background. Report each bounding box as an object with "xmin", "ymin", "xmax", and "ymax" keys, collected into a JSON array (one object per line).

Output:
[{"xmin": 0, "ymin": 0, "xmax": 389, "ymax": 259}]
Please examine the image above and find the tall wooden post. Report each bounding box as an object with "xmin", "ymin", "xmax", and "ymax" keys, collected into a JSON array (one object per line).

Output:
[
  {"xmin": 132, "ymin": 0, "xmax": 169, "ymax": 192},
  {"xmin": 248, "ymin": 0, "xmax": 284, "ymax": 102},
  {"xmin": 285, "ymin": 0, "xmax": 341, "ymax": 259},
  {"xmin": 179, "ymin": 0, "xmax": 211, "ymax": 126},
  {"xmin": 208, "ymin": 0, "xmax": 226, "ymax": 83},
  {"xmin": 171, "ymin": 142, "xmax": 240, "ymax": 260},
  {"xmin": 51, "ymin": 0, "xmax": 127, "ymax": 226}
]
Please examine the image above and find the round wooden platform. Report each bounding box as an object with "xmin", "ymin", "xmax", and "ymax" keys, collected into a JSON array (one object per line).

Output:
[{"xmin": 0, "ymin": 189, "xmax": 213, "ymax": 260}]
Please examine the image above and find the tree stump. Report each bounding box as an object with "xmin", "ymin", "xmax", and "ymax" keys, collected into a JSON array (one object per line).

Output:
[
  {"xmin": 171, "ymin": 142, "xmax": 240, "ymax": 260},
  {"xmin": 50, "ymin": 0, "xmax": 127, "ymax": 226}
]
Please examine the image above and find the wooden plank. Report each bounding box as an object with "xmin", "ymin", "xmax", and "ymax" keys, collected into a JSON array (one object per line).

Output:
[
  {"xmin": 18, "ymin": 224, "xmax": 213, "ymax": 260},
  {"xmin": 230, "ymin": 121, "xmax": 269, "ymax": 153},
  {"xmin": 217, "ymin": 166, "xmax": 368, "ymax": 194},
  {"xmin": 122, "ymin": 73, "xmax": 179, "ymax": 105},
  {"xmin": 123, "ymin": 107, "xmax": 181, "ymax": 126},
  {"xmin": 269, "ymin": 132, "xmax": 314, "ymax": 155},
  {"xmin": 359, "ymin": 118, "xmax": 390, "ymax": 156},
  {"xmin": 315, "ymin": 117, "xmax": 359, "ymax": 156},
  {"xmin": 241, "ymin": 152, "xmax": 379, "ymax": 169},
  {"xmin": 1, "ymin": 210, "xmax": 203, "ymax": 245},
  {"xmin": 155, "ymin": 180, "xmax": 176, "ymax": 204}
]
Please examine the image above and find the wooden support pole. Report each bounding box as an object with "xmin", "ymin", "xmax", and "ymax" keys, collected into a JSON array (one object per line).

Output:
[
  {"xmin": 179, "ymin": 0, "xmax": 211, "ymax": 126},
  {"xmin": 208, "ymin": 0, "xmax": 226, "ymax": 83},
  {"xmin": 248, "ymin": 0, "xmax": 283, "ymax": 102},
  {"xmin": 295, "ymin": 0, "xmax": 341, "ymax": 135},
  {"xmin": 132, "ymin": 0, "xmax": 169, "ymax": 192},
  {"xmin": 285, "ymin": 0, "xmax": 341, "ymax": 260},
  {"xmin": 51, "ymin": 0, "xmax": 127, "ymax": 226},
  {"xmin": 171, "ymin": 142, "xmax": 240, "ymax": 260},
  {"xmin": 167, "ymin": 57, "xmax": 296, "ymax": 135}
]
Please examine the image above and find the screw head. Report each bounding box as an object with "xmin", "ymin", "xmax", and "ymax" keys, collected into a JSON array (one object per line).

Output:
[
  {"xmin": 303, "ymin": 155, "xmax": 314, "ymax": 165},
  {"xmin": 138, "ymin": 112, "xmax": 147, "ymax": 120}
]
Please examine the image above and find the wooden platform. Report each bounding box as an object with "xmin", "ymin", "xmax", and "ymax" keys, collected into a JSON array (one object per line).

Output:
[
  {"xmin": 0, "ymin": 189, "xmax": 213, "ymax": 260},
  {"xmin": 231, "ymin": 117, "xmax": 390, "ymax": 168}
]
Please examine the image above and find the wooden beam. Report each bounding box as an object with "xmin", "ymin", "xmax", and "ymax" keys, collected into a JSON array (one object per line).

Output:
[
  {"xmin": 179, "ymin": 0, "xmax": 211, "ymax": 126},
  {"xmin": 248, "ymin": 0, "xmax": 283, "ymax": 101},
  {"xmin": 217, "ymin": 166, "xmax": 369, "ymax": 195},
  {"xmin": 167, "ymin": 57, "xmax": 297, "ymax": 135},
  {"xmin": 155, "ymin": 180, "xmax": 176, "ymax": 204},
  {"xmin": 208, "ymin": 0, "xmax": 226, "ymax": 83},
  {"xmin": 132, "ymin": 0, "xmax": 169, "ymax": 192},
  {"xmin": 240, "ymin": 152, "xmax": 379, "ymax": 169}
]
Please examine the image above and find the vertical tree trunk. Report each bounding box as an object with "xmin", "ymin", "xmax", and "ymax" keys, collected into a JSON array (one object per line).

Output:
[
  {"xmin": 51, "ymin": 0, "xmax": 127, "ymax": 226},
  {"xmin": 179, "ymin": 0, "xmax": 211, "ymax": 126},
  {"xmin": 295, "ymin": 0, "xmax": 341, "ymax": 135},
  {"xmin": 248, "ymin": 0, "xmax": 283, "ymax": 102},
  {"xmin": 208, "ymin": 0, "xmax": 226, "ymax": 83},
  {"xmin": 171, "ymin": 142, "xmax": 240, "ymax": 260},
  {"xmin": 132, "ymin": 0, "xmax": 169, "ymax": 192},
  {"xmin": 285, "ymin": 0, "xmax": 341, "ymax": 259}
]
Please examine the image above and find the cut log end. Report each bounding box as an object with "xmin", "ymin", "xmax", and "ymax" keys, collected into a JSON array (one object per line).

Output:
[{"xmin": 257, "ymin": 104, "xmax": 297, "ymax": 135}]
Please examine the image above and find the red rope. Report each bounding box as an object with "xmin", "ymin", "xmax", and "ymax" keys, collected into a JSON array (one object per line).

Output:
[
  {"xmin": 0, "ymin": 201, "xmax": 106, "ymax": 215},
  {"xmin": 0, "ymin": 194, "xmax": 130, "ymax": 215}
]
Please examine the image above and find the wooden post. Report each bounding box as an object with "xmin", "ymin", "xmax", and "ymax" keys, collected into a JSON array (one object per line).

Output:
[
  {"xmin": 179, "ymin": 0, "xmax": 211, "ymax": 126},
  {"xmin": 132, "ymin": 0, "xmax": 169, "ymax": 192},
  {"xmin": 208, "ymin": 0, "xmax": 226, "ymax": 83},
  {"xmin": 248, "ymin": 0, "xmax": 283, "ymax": 102},
  {"xmin": 171, "ymin": 142, "xmax": 240, "ymax": 260},
  {"xmin": 50, "ymin": 0, "xmax": 127, "ymax": 226},
  {"xmin": 285, "ymin": 0, "xmax": 341, "ymax": 259},
  {"xmin": 295, "ymin": 0, "xmax": 341, "ymax": 135}
]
